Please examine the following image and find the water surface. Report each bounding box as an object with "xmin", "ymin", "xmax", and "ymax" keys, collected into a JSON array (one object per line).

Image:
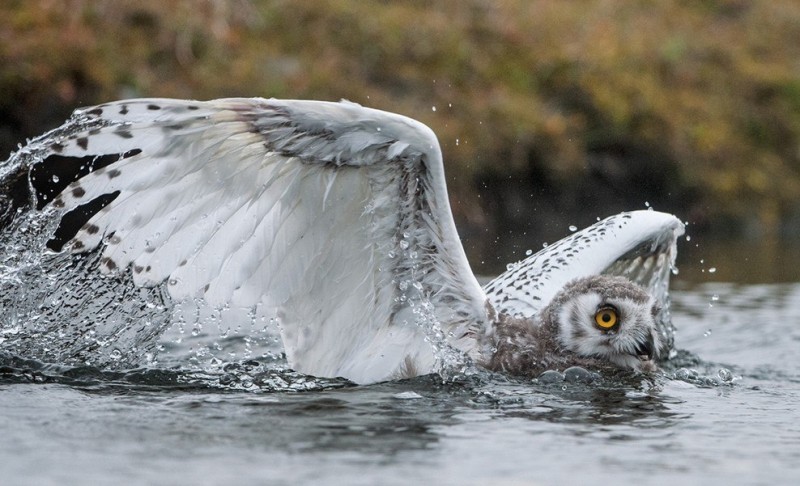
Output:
[{"xmin": 1, "ymin": 279, "xmax": 798, "ymax": 485}]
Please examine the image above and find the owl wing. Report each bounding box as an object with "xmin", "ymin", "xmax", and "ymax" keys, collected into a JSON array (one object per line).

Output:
[
  {"xmin": 484, "ymin": 210, "xmax": 684, "ymax": 319},
  {"xmin": 29, "ymin": 98, "xmax": 491, "ymax": 384}
]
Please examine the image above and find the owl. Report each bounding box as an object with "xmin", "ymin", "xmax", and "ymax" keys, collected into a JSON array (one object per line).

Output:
[{"xmin": 0, "ymin": 98, "xmax": 683, "ymax": 383}]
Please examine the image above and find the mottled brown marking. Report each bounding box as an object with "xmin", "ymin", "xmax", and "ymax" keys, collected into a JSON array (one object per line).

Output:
[
  {"xmin": 103, "ymin": 258, "xmax": 117, "ymax": 270},
  {"xmin": 86, "ymin": 108, "xmax": 103, "ymax": 116},
  {"xmin": 107, "ymin": 169, "xmax": 121, "ymax": 179},
  {"xmin": 122, "ymin": 148, "xmax": 142, "ymax": 159},
  {"xmin": 85, "ymin": 224, "xmax": 99, "ymax": 234},
  {"xmin": 71, "ymin": 186, "xmax": 85, "ymax": 198},
  {"xmin": 393, "ymin": 356, "xmax": 419, "ymax": 380},
  {"xmin": 76, "ymin": 137, "xmax": 88, "ymax": 150},
  {"xmin": 147, "ymin": 104, "xmax": 161, "ymax": 110}
]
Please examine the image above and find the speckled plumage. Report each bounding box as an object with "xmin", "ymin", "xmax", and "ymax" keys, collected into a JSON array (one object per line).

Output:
[
  {"xmin": 4, "ymin": 97, "xmax": 684, "ymax": 384},
  {"xmin": 488, "ymin": 275, "xmax": 660, "ymax": 377}
]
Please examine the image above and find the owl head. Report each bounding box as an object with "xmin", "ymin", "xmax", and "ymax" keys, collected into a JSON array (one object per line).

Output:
[{"xmin": 543, "ymin": 275, "xmax": 663, "ymax": 372}]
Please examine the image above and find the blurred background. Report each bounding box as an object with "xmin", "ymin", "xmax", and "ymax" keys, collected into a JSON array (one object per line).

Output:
[{"xmin": 2, "ymin": 0, "xmax": 800, "ymax": 280}]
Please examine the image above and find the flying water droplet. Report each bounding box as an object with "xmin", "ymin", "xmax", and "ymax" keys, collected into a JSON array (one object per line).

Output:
[
  {"xmin": 709, "ymin": 267, "xmax": 716, "ymax": 273},
  {"xmin": 51, "ymin": 175, "xmax": 59, "ymax": 183},
  {"xmin": 568, "ymin": 225, "xmax": 577, "ymax": 232},
  {"xmin": 525, "ymin": 249, "xmax": 533, "ymax": 256}
]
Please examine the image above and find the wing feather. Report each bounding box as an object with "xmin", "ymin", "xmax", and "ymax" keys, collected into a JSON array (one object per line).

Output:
[{"xmin": 32, "ymin": 98, "xmax": 491, "ymax": 383}]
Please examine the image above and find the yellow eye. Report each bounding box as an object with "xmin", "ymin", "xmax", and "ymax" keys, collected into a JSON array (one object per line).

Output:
[{"xmin": 594, "ymin": 306, "xmax": 619, "ymax": 330}]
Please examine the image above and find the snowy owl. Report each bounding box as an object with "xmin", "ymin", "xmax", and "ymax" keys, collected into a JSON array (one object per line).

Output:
[{"xmin": 1, "ymin": 98, "xmax": 684, "ymax": 384}]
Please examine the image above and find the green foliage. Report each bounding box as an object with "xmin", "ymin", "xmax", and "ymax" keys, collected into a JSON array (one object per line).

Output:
[{"xmin": 2, "ymin": 0, "xmax": 800, "ymax": 240}]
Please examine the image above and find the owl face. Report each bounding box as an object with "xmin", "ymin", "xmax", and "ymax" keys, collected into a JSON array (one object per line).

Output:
[{"xmin": 549, "ymin": 276, "xmax": 662, "ymax": 372}]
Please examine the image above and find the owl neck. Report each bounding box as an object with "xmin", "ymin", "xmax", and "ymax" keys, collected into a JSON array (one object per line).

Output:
[{"xmin": 485, "ymin": 310, "xmax": 564, "ymax": 376}]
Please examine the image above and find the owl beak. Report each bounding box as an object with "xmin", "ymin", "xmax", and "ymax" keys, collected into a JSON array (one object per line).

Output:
[{"xmin": 634, "ymin": 337, "xmax": 656, "ymax": 361}]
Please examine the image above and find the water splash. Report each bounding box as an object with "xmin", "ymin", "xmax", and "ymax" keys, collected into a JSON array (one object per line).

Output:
[
  {"xmin": 0, "ymin": 129, "xmax": 283, "ymax": 376},
  {"xmin": 0, "ymin": 202, "xmax": 174, "ymax": 368}
]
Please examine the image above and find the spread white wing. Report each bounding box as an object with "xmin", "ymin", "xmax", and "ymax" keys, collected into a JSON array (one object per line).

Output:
[
  {"xmin": 35, "ymin": 98, "xmax": 491, "ymax": 384},
  {"xmin": 484, "ymin": 210, "xmax": 685, "ymax": 353}
]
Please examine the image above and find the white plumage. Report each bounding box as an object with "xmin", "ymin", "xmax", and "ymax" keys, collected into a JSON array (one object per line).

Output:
[{"xmin": 6, "ymin": 98, "xmax": 684, "ymax": 384}]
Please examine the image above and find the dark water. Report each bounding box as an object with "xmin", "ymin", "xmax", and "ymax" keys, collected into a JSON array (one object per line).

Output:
[{"xmin": 1, "ymin": 276, "xmax": 798, "ymax": 486}]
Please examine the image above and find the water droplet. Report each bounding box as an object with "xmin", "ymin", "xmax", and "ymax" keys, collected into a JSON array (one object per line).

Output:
[
  {"xmin": 506, "ymin": 263, "xmax": 516, "ymax": 271},
  {"xmin": 525, "ymin": 249, "xmax": 533, "ymax": 256},
  {"xmin": 399, "ymin": 240, "xmax": 409, "ymax": 250},
  {"xmin": 542, "ymin": 242, "xmax": 549, "ymax": 248},
  {"xmin": 711, "ymin": 294, "xmax": 719, "ymax": 301},
  {"xmin": 703, "ymin": 329, "xmax": 712, "ymax": 337},
  {"xmin": 644, "ymin": 201, "xmax": 650, "ymax": 207},
  {"xmin": 686, "ymin": 235, "xmax": 691, "ymax": 242},
  {"xmin": 709, "ymin": 267, "xmax": 716, "ymax": 273},
  {"xmin": 431, "ymin": 106, "xmax": 437, "ymax": 112},
  {"xmin": 51, "ymin": 175, "xmax": 59, "ymax": 183},
  {"xmin": 568, "ymin": 225, "xmax": 577, "ymax": 232}
]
